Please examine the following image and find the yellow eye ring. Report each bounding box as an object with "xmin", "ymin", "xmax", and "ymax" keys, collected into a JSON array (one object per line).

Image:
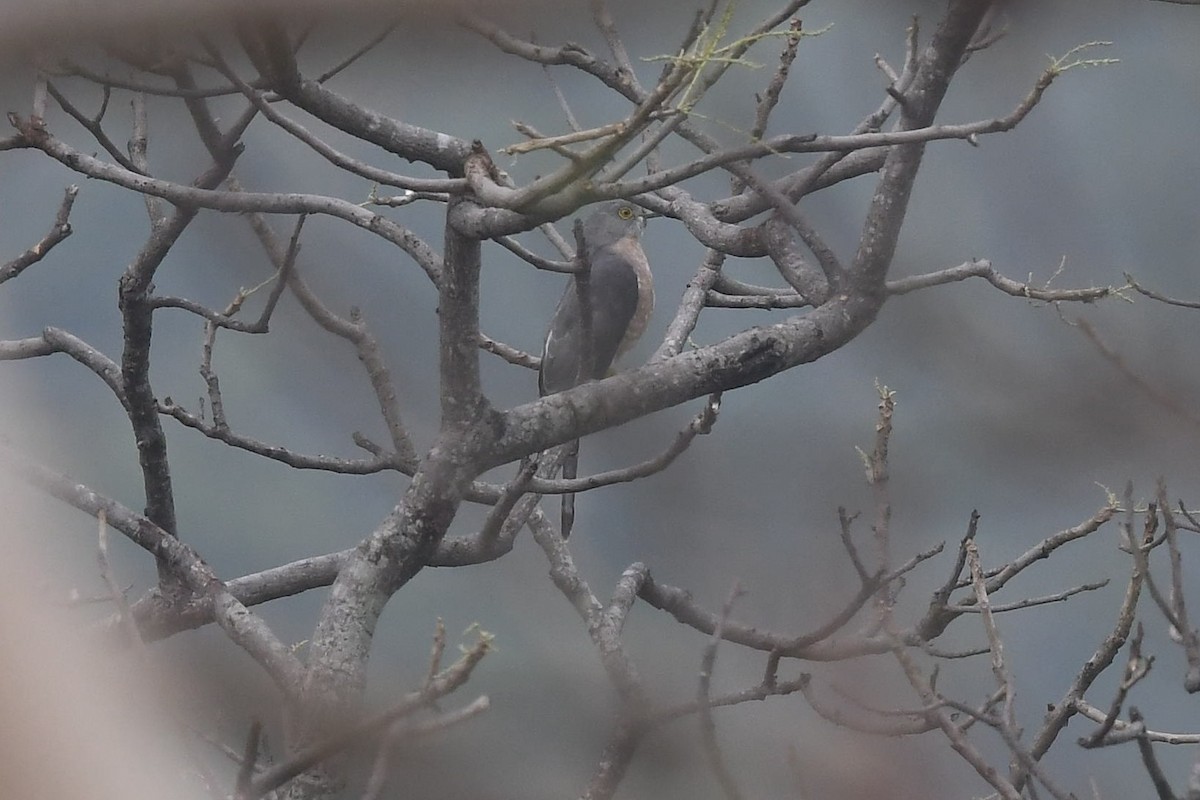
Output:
[{"xmin": 617, "ymin": 205, "xmax": 635, "ymax": 220}]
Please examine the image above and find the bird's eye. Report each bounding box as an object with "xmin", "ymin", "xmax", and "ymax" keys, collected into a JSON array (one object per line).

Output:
[{"xmin": 617, "ymin": 205, "xmax": 634, "ymax": 220}]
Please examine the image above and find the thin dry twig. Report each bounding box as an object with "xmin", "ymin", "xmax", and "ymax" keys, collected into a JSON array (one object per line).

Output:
[
  {"xmin": 836, "ymin": 507, "xmax": 872, "ymax": 584},
  {"xmin": 1073, "ymin": 317, "xmax": 1200, "ymax": 432},
  {"xmin": 241, "ymin": 632, "xmax": 492, "ymax": 800},
  {"xmin": 477, "ymin": 457, "xmax": 538, "ymax": 546},
  {"xmin": 0, "ymin": 184, "xmax": 79, "ymax": 284},
  {"xmin": 1077, "ymin": 623, "xmax": 1152, "ymax": 748},
  {"xmin": 360, "ymin": 697, "xmax": 491, "ymax": 800},
  {"xmin": 45, "ymin": 81, "xmax": 142, "ymax": 173},
  {"xmin": 233, "ymin": 721, "xmax": 264, "ymax": 798},
  {"xmin": 639, "ymin": 571, "xmax": 893, "ymax": 661},
  {"xmin": 865, "ymin": 384, "xmax": 895, "ymax": 616},
  {"xmin": 1157, "ymin": 481, "xmax": 1200, "ymax": 691},
  {"xmin": 799, "ymin": 677, "xmax": 934, "ymax": 736},
  {"xmin": 886, "ymin": 629, "xmax": 1024, "ymax": 800},
  {"xmin": 1125, "ymin": 272, "xmax": 1200, "ymax": 310},
  {"xmin": 96, "ymin": 509, "xmax": 142, "ymax": 650},
  {"xmin": 750, "ymin": 19, "xmax": 804, "ymax": 143},
  {"xmin": 1130, "ymin": 708, "xmax": 1180, "ymax": 800},
  {"xmin": 887, "ymin": 258, "xmax": 1115, "ymax": 302},
  {"xmin": 315, "ymin": 18, "xmax": 402, "ymax": 83},
  {"xmin": 944, "ymin": 579, "xmax": 1108, "ymax": 614},
  {"xmin": 965, "ymin": 540, "xmax": 1016, "ymax": 731},
  {"xmin": 941, "ymin": 697, "xmax": 1076, "ymax": 800},
  {"xmin": 1015, "ymin": 503, "xmax": 1147, "ymax": 791},
  {"xmin": 527, "ymin": 507, "xmax": 647, "ymax": 705},
  {"xmin": 697, "ymin": 581, "xmax": 747, "ymax": 800},
  {"xmin": 530, "ymin": 393, "xmax": 721, "ymax": 494}
]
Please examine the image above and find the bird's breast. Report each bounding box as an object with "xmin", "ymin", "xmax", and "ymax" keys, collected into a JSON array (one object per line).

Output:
[{"xmin": 608, "ymin": 236, "xmax": 654, "ymax": 359}]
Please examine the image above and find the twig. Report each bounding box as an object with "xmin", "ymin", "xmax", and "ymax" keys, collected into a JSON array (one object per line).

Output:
[
  {"xmin": 206, "ymin": 40, "xmax": 462, "ymax": 194},
  {"xmin": 527, "ymin": 506, "xmax": 647, "ymax": 705},
  {"xmin": 424, "ymin": 618, "xmax": 447, "ymax": 691},
  {"xmin": 538, "ymin": 30, "xmax": 582, "ymax": 133},
  {"xmin": 1077, "ymin": 623, "xmax": 1152, "ymax": 748},
  {"xmin": 158, "ymin": 399, "xmax": 396, "ymax": 473},
  {"xmin": 477, "ymin": 458, "xmax": 538, "ymax": 546},
  {"xmin": 1157, "ymin": 480, "xmax": 1200, "ymax": 691},
  {"xmin": 1126, "ymin": 272, "xmax": 1200, "ymax": 310},
  {"xmin": 96, "ymin": 509, "xmax": 142, "ymax": 650},
  {"xmin": 1072, "ymin": 700, "xmax": 1200, "ymax": 745},
  {"xmin": 865, "ymin": 383, "xmax": 895, "ymax": 616},
  {"xmin": 233, "ymin": 721, "xmax": 264, "ymax": 799},
  {"xmin": 504, "ymin": 118, "xmax": 664, "ymax": 156},
  {"xmin": 45, "ymin": 81, "xmax": 142, "ymax": 172},
  {"xmin": 697, "ymin": 581, "xmax": 747, "ymax": 800},
  {"xmin": 652, "ymin": 248, "xmax": 725, "ymax": 361},
  {"xmin": 315, "ymin": 19, "xmax": 402, "ymax": 83},
  {"xmin": 530, "ymin": 393, "xmax": 721, "ymax": 493},
  {"xmin": 887, "ymin": 258, "xmax": 1115, "ymax": 302},
  {"xmin": 944, "ymin": 580, "xmax": 1108, "ymax": 614},
  {"xmin": 1015, "ymin": 506, "xmax": 1146, "ymax": 791},
  {"xmin": 1073, "ymin": 317, "xmax": 1200, "ymax": 432},
  {"xmin": 0, "ymin": 440, "xmax": 307, "ymax": 695},
  {"xmin": 494, "ymin": 235, "xmax": 576, "ymax": 273},
  {"xmin": 360, "ymin": 697, "xmax": 491, "ymax": 800},
  {"xmin": 0, "ymin": 185, "xmax": 79, "ymax": 284},
  {"xmin": 226, "ymin": 200, "xmax": 420, "ymax": 466},
  {"xmin": 638, "ymin": 572, "xmax": 892, "ymax": 660},
  {"xmin": 958, "ymin": 503, "xmax": 1118, "ymax": 608},
  {"xmin": 886, "ymin": 630, "xmax": 1023, "ymax": 800},
  {"xmin": 836, "ymin": 507, "xmax": 872, "ymax": 583},
  {"xmin": 750, "ymin": 19, "xmax": 804, "ymax": 143},
  {"xmin": 942, "ymin": 697, "xmax": 1076, "ymax": 800},
  {"xmin": 242, "ymin": 632, "xmax": 492, "ymax": 799},
  {"xmin": 1130, "ymin": 708, "xmax": 1180, "ymax": 800},
  {"xmin": 965, "ymin": 540, "xmax": 1017, "ymax": 731},
  {"xmin": 704, "ymin": 290, "xmax": 809, "ymax": 309},
  {"xmin": 799, "ymin": 676, "xmax": 934, "ymax": 735},
  {"xmin": 58, "ymin": 59, "xmax": 246, "ymax": 97},
  {"xmin": 478, "ymin": 332, "xmax": 540, "ymax": 369},
  {"xmin": 9, "ymin": 116, "xmax": 445, "ymax": 283}
]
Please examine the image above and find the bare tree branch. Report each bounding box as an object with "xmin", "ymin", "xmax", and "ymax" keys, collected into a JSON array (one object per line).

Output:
[
  {"xmin": 0, "ymin": 440, "xmax": 306, "ymax": 695},
  {"xmin": 0, "ymin": 184, "xmax": 78, "ymax": 284}
]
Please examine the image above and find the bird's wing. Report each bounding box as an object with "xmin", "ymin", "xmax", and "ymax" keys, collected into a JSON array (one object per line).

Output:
[
  {"xmin": 539, "ymin": 245, "xmax": 640, "ymax": 395},
  {"xmin": 540, "ymin": 286, "xmax": 582, "ymax": 395},
  {"xmin": 585, "ymin": 246, "xmax": 641, "ymax": 375}
]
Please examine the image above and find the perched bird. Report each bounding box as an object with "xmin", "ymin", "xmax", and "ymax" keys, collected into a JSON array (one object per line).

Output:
[
  {"xmin": 540, "ymin": 200, "xmax": 654, "ymax": 536},
  {"xmin": 540, "ymin": 200, "xmax": 654, "ymax": 395}
]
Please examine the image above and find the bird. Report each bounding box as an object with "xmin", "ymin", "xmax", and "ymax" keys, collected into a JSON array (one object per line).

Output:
[{"xmin": 540, "ymin": 200, "xmax": 654, "ymax": 537}]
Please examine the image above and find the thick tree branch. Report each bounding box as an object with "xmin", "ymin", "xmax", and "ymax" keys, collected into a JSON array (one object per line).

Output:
[{"xmin": 242, "ymin": 19, "xmax": 473, "ymax": 176}]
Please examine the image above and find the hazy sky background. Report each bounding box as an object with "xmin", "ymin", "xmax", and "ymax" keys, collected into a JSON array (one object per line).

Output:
[{"xmin": 2, "ymin": 2, "xmax": 1200, "ymax": 797}]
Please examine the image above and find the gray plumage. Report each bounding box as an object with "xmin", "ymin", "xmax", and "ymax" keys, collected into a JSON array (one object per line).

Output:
[
  {"xmin": 539, "ymin": 201, "xmax": 654, "ymax": 396},
  {"xmin": 539, "ymin": 200, "xmax": 654, "ymax": 539}
]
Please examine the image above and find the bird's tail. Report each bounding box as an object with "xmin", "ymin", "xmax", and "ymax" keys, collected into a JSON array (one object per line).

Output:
[{"xmin": 560, "ymin": 438, "xmax": 579, "ymax": 539}]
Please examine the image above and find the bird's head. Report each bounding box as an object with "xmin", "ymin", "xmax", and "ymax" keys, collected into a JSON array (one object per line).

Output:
[{"xmin": 579, "ymin": 200, "xmax": 644, "ymax": 254}]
